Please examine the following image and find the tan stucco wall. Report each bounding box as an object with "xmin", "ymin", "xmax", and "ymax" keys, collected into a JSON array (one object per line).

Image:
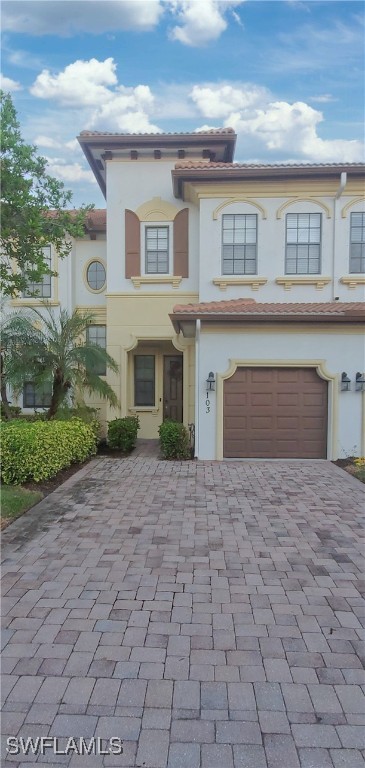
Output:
[{"xmin": 104, "ymin": 293, "xmax": 197, "ymax": 438}]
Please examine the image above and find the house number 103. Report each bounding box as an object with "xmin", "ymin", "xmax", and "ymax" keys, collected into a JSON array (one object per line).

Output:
[{"xmin": 206, "ymin": 391, "xmax": 211, "ymax": 413}]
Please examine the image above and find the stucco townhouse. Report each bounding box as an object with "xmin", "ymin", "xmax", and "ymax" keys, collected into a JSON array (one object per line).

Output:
[{"xmin": 10, "ymin": 128, "xmax": 365, "ymax": 460}]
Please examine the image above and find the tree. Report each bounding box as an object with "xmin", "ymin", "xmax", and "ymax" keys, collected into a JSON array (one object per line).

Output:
[
  {"xmin": 0, "ymin": 91, "xmax": 93, "ymax": 297},
  {"xmin": 4, "ymin": 306, "xmax": 119, "ymax": 418}
]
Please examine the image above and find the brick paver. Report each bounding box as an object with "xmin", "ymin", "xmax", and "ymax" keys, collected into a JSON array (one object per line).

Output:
[{"xmin": 1, "ymin": 452, "xmax": 364, "ymax": 767}]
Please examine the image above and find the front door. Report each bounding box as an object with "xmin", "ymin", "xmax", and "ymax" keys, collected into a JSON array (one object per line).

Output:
[{"xmin": 163, "ymin": 355, "xmax": 183, "ymax": 422}]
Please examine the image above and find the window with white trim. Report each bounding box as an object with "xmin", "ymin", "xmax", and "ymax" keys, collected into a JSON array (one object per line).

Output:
[
  {"xmin": 86, "ymin": 325, "xmax": 106, "ymax": 376},
  {"xmin": 222, "ymin": 214, "xmax": 257, "ymax": 274},
  {"xmin": 285, "ymin": 213, "xmax": 321, "ymax": 274},
  {"xmin": 134, "ymin": 355, "xmax": 155, "ymax": 406},
  {"xmin": 23, "ymin": 246, "xmax": 52, "ymax": 298},
  {"xmin": 145, "ymin": 227, "xmax": 169, "ymax": 274},
  {"xmin": 350, "ymin": 212, "xmax": 365, "ymax": 273},
  {"xmin": 23, "ymin": 382, "xmax": 52, "ymax": 408}
]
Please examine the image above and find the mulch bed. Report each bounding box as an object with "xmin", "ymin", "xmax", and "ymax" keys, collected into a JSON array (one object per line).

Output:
[
  {"xmin": 22, "ymin": 459, "xmax": 93, "ymax": 499},
  {"xmin": 22, "ymin": 445, "xmax": 130, "ymax": 497}
]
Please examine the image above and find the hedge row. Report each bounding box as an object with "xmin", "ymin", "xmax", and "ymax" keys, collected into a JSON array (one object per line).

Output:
[{"xmin": 1, "ymin": 418, "xmax": 97, "ymax": 484}]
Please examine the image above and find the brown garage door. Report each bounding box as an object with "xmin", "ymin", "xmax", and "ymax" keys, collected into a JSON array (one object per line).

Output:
[{"xmin": 223, "ymin": 367, "xmax": 327, "ymax": 459}]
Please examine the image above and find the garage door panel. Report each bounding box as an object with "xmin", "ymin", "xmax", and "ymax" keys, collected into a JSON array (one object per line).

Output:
[
  {"xmin": 228, "ymin": 370, "xmax": 248, "ymax": 384},
  {"xmin": 302, "ymin": 416, "xmax": 325, "ymax": 429},
  {"xmin": 225, "ymin": 418, "xmax": 246, "ymax": 430},
  {"xmin": 251, "ymin": 416, "xmax": 275, "ymax": 429},
  {"xmin": 248, "ymin": 393, "xmax": 272, "ymax": 406},
  {"xmin": 276, "ymin": 416, "xmax": 300, "ymax": 429},
  {"xmin": 277, "ymin": 393, "xmax": 300, "ymax": 406},
  {"xmin": 302, "ymin": 393, "xmax": 326, "ymax": 406},
  {"xmin": 277, "ymin": 369, "xmax": 301, "ymax": 383},
  {"xmin": 224, "ymin": 367, "xmax": 327, "ymax": 459},
  {"xmin": 251, "ymin": 370, "xmax": 274, "ymax": 383},
  {"xmin": 225, "ymin": 393, "xmax": 248, "ymax": 406}
]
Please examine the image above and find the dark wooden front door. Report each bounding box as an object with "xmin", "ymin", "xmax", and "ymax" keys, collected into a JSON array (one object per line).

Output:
[{"xmin": 163, "ymin": 355, "xmax": 183, "ymax": 422}]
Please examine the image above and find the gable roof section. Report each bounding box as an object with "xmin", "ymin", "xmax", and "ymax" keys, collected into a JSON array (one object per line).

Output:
[
  {"xmin": 78, "ymin": 129, "xmax": 237, "ymax": 197},
  {"xmin": 170, "ymin": 299, "xmax": 365, "ymax": 334}
]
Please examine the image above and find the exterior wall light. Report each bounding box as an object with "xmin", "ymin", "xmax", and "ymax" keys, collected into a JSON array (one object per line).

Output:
[
  {"xmin": 206, "ymin": 372, "xmax": 216, "ymax": 391},
  {"xmin": 355, "ymin": 372, "xmax": 365, "ymax": 391},
  {"xmin": 341, "ymin": 372, "xmax": 351, "ymax": 391}
]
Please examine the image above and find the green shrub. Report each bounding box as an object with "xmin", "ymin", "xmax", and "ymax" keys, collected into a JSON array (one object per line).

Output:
[
  {"xmin": 55, "ymin": 405, "xmax": 101, "ymax": 440},
  {"xmin": 8, "ymin": 412, "xmax": 48, "ymax": 422},
  {"xmin": 0, "ymin": 404, "xmax": 22, "ymax": 420},
  {"xmin": 158, "ymin": 420, "xmax": 191, "ymax": 460},
  {"xmin": 107, "ymin": 416, "xmax": 140, "ymax": 452},
  {"xmin": 1, "ymin": 418, "xmax": 97, "ymax": 484}
]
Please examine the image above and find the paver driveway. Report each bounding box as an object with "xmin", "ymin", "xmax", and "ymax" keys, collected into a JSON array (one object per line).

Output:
[{"xmin": 1, "ymin": 455, "xmax": 365, "ymax": 768}]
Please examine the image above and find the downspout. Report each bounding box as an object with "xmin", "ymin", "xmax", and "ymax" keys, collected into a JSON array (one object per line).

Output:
[
  {"xmin": 332, "ymin": 172, "xmax": 347, "ymax": 300},
  {"xmin": 194, "ymin": 319, "xmax": 201, "ymax": 458},
  {"xmin": 67, "ymin": 239, "xmax": 74, "ymax": 314}
]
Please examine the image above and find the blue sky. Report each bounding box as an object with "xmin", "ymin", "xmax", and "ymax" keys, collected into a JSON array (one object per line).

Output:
[{"xmin": 1, "ymin": 0, "xmax": 364, "ymax": 208}]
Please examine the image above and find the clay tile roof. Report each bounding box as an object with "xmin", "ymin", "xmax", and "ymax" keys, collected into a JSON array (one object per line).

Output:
[
  {"xmin": 79, "ymin": 128, "xmax": 235, "ymax": 137},
  {"xmin": 86, "ymin": 209, "xmax": 106, "ymax": 229},
  {"xmin": 172, "ymin": 299, "xmax": 365, "ymax": 316},
  {"xmin": 174, "ymin": 161, "xmax": 365, "ymax": 170}
]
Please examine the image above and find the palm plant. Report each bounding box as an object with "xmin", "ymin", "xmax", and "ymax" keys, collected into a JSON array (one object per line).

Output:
[
  {"xmin": 1, "ymin": 311, "xmax": 42, "ymax": 419},
  {"xmin": 4, "ymin": 306, "xmax": 119, "ymax": 418}
]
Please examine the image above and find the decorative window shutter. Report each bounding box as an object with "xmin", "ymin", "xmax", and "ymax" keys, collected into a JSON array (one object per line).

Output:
[
  {"xmin": 173, "ymin": 208, "xmax": 189, "ymax": 277},
  {"xmin": 125, "ymin": 209, "xmax": 141, "ymax": 277}
]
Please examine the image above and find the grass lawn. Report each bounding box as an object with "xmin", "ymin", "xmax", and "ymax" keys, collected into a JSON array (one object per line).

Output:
[{"xmin": 1, "ymin": 485, "xmax": 43, "ymax": 527}]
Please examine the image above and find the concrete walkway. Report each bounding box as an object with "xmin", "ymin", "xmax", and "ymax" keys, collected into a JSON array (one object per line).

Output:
[{"xmin": 1, "ymin": 454, "xmax": 365, "ymax": 768}]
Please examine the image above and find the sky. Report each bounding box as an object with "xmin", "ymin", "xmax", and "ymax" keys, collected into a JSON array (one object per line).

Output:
[{"xmin": 1, "ymin": 0, "xmax": 364, "ymax": 208}]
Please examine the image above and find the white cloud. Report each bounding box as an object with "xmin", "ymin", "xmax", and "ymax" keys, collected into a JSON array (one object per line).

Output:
[
  {"xmin": 30, "ymin": 58, "xmax": 118, "ymax": 106},
  {"xmin": 65, "ymin": 139, "xmax": 80, "ymax": 151},
  {"xmin": 46, "ymin": 160, "xmax": 96, "ymax": 184},
  {"xmin": 3, "ymin": 0, "xmax": 243, "ymax": 44},
  {"xmin": 190, "ymin": 84, "xmax": 365, "ymax": 162},
  {"xmin": 0, "ymin": 73, "xmax": 22, "ymax": 91},
  {"xmin": 167, "ymin": 0, "xmax": 245, "ymax": 46},
  {"xmin": 309, "ymin": 94, "xmax": 337, "ymax": 104},
  {"xmin": 91, "ymin": 85, "xmax": 160, "ymax": 132},
  {"xmin": 30, "ymin": 58, "xmax": 161, "ymax": 133},
  {"xmin": 34, "ymin": 135, "xmax": 61, "ymax": 149},
  {"xmin": 191, "ymin": 83, "xmax": 268, "ymax": 119},
  {"xmin": 235, "ymin": 100, "xmax": 364, "ymax": 161},
  {"xmin": 7, "ymin": 48, "xmax": 44, "ymax": 70},
  {"xmin": 2, "ymin": 1, "xmax": 163, "ymax": 36}
]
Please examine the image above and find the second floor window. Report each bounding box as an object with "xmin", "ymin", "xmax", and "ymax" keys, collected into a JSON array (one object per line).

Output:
[
  {"xmin": 222, "ymin": 214, "xmax": 257, "ymax": 275},
  {"xmin": 145, "ymin": 227, "xmax": 169, "ymax": 274},
  {"xmin": 86, "ymin": 325, "xmax": 106, "ymax": 376},
  {"xmin": 23, "ymin": 246, "xmax": 52, "ymax": 298},
  {"xmin": 285, "ymin": 213, "xmax": 321, "ymax": 274},
  {"xmin": 86, "ymin": 260, "xmax": 106, "ymax": 290},
  {"xmin": 350, "ymin": 212, "xmax": 365, "ymax": 273}
]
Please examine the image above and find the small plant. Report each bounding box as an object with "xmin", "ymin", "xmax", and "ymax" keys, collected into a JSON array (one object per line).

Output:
[
  {"xmin": 107, "ymin": 416, "xmax": 140, "ymax": 453},
  {"xmin": 158, "ymin": 420, "xmax": 191, "ymax": 460},
  {"xmin": 354, "ymin": 457, "xmax": 365, "ymax": 467}
]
